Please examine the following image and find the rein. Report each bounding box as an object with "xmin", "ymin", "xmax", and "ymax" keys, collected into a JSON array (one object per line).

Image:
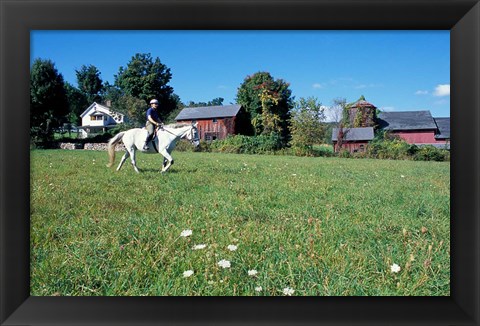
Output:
[{"xmin": 158, "ymin": 126, "xmax": 198, "ymax": 144}]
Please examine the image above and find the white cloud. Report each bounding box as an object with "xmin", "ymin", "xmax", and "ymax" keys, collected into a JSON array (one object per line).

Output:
[
  {"xmin": 322, "ymin": 105, "xmax": 343, "ymax": 123},
  {"xmin": 312, "ymin": 83, "xmax": 324, "ymax": 89},
  {"xmin": 415, "ymin": 90, "xmax": 429, "ymax": 95},
  {"xmin": 433, "ymin": 84, "xmax": 450, "ymax": 97}
]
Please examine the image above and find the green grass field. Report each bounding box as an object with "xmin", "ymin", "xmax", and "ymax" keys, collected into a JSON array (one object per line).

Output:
[{"xmin": 30, "ymin": 150, "xmax": 450, "ymax": 296}]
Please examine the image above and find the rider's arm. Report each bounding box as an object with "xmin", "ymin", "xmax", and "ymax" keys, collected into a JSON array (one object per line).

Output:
[{"xmin": 147, "ymin": 115, "xmax": 160, "ymax": 126}]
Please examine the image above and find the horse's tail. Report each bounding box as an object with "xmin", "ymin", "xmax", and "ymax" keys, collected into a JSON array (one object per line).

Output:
[{"xmin": 106, "ymin": 131, "xmax": 126, "ymax": 168}]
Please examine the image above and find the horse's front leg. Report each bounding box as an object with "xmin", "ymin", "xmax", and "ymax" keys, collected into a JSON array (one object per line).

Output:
[
  {"xmin": 159, "ymin": 149, "xmax": 173, "ymax": 173},
  {"xmin": 129, "ymin": 148, "xmax": 140, "ymax": 173}
]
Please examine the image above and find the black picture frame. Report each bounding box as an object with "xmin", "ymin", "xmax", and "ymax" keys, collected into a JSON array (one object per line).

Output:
[{"xmin": 1, "ymin": 0, "xmax": 479, "ymax": 325}]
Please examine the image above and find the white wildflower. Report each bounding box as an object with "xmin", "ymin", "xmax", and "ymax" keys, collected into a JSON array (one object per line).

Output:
[
  {"xmin": 227, "ymin": 244, "xmax": 238, "ymax": 251},
  {"xmin": 193, "ymin": 244, "xmax": 207, "ymax": 250},
  {"xmin": 218, "ymin": 259, "xmax": 231, "ymax": 269},
  {"xmin": 255, "ymin": 286, "xmax": 263, "ymax": 292},
  {"xmin": 401, "ymin": 175, "xmax": 405, "ymax": 178},
  {"xmin": 180, "ymin": 229, "xmax": 192, "ymax": 237},
  {"xmin": 391, "ymin": 263, "xmax": 401, "ymax": 273},
  {"xmin": 183, "ymin": 270, "xmax": 194, "ymax": 278},
  {"xmin": 283, "ymin": 287, "xmax": 295, "ymax": 296},
  {"xmin": 248, "ymin": 270, "xmax": 258, "ymax": 276}
]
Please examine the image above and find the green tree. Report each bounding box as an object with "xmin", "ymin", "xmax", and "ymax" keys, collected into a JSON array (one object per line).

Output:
[
  {"xmin": 64, "ymin": 82, "xmax": 88, "ymax": 125},
  {"xmin": 236, "ymin": 72, "xmax": 293, "ymax": 140},
  {"xmin": 75, "ymin": 64, "xmax": 104, "ymax": 104},
  {"xmin": 289, "ymin": 97, "xmax": 326, "ymax": 149},
  {"xmin": 114, "ymin": 53, "xmax": 176, "ymax": 122},
  {"xmin": 30, "ymin": 58, "xmax": 69, "ymax": 144},
  {"xmin": 113, "ymin": 95, "xmax": 148, "ymax": 127},
  {"xmin": 185, "ymin": 97, "xmax": 224, "ymax": 108}
]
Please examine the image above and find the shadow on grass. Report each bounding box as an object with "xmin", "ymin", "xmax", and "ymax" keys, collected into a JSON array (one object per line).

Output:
[{"xmin": 139, "ymin": 168, "xmax": 199, "ymax": 174}]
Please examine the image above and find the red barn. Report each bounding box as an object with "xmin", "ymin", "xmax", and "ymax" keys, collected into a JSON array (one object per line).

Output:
[
  {"xmin": 175, "ymin": 105, "xmax": 246, "ymax": 141},
  {"xmin": 377, "ymin": 111, "xmax": 450, "ymax": 148},
  {"xmin": 332, "ymin": 127, "xmax": 374, "ymax": 153}
]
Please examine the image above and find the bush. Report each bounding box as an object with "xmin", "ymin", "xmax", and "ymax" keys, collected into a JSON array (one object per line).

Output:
[
  {"xmin": 291, "ymin": 145, "xmax": 334, "ymax": 157},
  {"xmin": 413, "ymin": 146, "xmax": 449, "ymax": 161},
  {"xmin": 209, "ymin": 134, "xmax": 284, "ymax": 154},
  {"xmin": 174, "ymin": 139, "xmax": 209, "ymax": 152},
  {"xmin": 338, "ymin": 149, "xmax": 351, "ymax": 158},
  {"xmin": 367, "ymin": 138, "xmax": 416, "ymax": 160}
]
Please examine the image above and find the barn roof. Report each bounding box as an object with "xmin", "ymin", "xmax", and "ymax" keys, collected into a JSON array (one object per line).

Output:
[
  {"xmin": 332, "ymin": 127, "xmax": 374, "ymax": 141},
  {"xmin": 377, "ymin": 110, "xmax": 438, "ymax": 130},
  {"xmin": 434, "ymin": 117, "xmax": 450, "ymax": 139},
  {"xmin": 175, "ymin": 104, "xmax": 242, "ymax": 120}
]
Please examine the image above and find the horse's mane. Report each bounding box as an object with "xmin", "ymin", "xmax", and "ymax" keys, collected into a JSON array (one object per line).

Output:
[{"xmin": 164, "ymin": 123, "xmax": 191, "ymax": 129}]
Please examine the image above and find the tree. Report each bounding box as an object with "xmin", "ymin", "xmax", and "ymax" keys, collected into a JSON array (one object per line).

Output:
[
  {"xmin": 30, "ymin": 58, "xmax": 69, "ymax": 144},
  {"xmin": 64, "ymin": 82, "xmax": 88, "ymax": 125},
  {"xmin": 236, "ymin": 72, "xmax": 293, "ymax": 140},
  {"xmin": 114, "ymin": 53, "xmax": 176, "ymax": 122},
  {"xmin": 113, "ymin": 95, "xmax": 148, "ymax": 127},
  {"xmin": 330, "ymin": 97, "xmax": 347, "ymax": 126},
  {"xmin": 289, "ymin": 97, "xmax": 326, "ymax": 149},
  {"xmin": 185, "ymin": 97, "xmax": 224, "ymax": 108},
  {"xmin": 75, "ymin": 64, "xmax": 103, "ymax": 104}
]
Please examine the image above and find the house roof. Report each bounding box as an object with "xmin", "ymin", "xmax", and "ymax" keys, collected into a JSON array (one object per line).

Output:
[
  {"xmin": 377, "ymin": 111, "xmax": 437, "ymax": 131},
  {"xmin": 80, "ymin": 102, "xmax": 124, "ymax": 118},
  {"xmin": 332, "ymin": 127, "xmax": 374, "ymax": 141},
  {"xmin": 434, "ymin": 117, "xmax": 450, "ymax": 139},
  {"xmin": 175, "ymin": 105, "xmax": 242, "ymax": 120}
]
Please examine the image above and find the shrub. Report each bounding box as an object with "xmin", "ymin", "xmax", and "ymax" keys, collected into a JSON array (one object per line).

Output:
[
  {"xmin": 175, "ymin": 139, "xmax": 209, "ymax": 152},
  {"xmin": 209, "ymin": 134, "xmax": 283, "ymax": 154},
  {"xmin": 367, "ymin": 138, "xmax": 414, "ymax": 160},
  {"xmin": 291, "ymin": 145, "xmax": 334, "ymax": 157},
  {"xmin": 338, "ymin": 149, "xmax": 351, "ymax": 158},
  {"xmin": 413, "ymin": 146, "xmax": 449, "ymax": 161}
]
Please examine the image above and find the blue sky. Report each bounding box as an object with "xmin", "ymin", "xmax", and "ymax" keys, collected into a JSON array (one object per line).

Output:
[{"xmin": 31, "ymin": 30, "xmax": 450, "ymax": 118}]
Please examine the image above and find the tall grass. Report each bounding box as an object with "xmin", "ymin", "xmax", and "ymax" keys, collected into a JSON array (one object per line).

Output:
[{"xmin": 31, "ymin": 150, "xmax": 450, "ymax": 296}]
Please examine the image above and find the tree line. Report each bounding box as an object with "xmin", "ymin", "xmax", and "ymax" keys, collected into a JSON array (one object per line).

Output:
[{"xmin": 31, "ymin": 52, "xmax": 344, "ymax": 148}]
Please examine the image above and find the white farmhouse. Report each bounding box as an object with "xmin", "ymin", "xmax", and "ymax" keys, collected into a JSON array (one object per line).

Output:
[{"xmin": 79, "ymin": 102, "xmax": 126, "ymax": 137}]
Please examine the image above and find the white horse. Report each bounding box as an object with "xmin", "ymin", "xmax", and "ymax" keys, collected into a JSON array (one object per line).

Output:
[{"xmin": 107, "ymin": 122, "xmax": 200, "ymax": 173}]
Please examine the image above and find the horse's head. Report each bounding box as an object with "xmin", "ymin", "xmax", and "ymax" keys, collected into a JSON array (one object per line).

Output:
[{"xmin": 185, "ymin": 122, "xmax": 200, "ymax": 148}]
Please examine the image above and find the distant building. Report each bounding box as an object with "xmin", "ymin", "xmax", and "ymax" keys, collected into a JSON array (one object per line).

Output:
[
  {"xmin": 345, "ymin": 96, "xmax": 377, "ymax": 127},
  {"xmin": 175, "ymin": 104, "xmax": 248, "ymax": 141},
  {"xmin": 79, "ymin": 102, "xmax": 126, "ymax": 138},
  {"xmin": 377, "ymin": 111, "xmax": 450, "ymax": 148},
  {"xmin": 332, "ymin": 127, "xmax": 375, "ymax": 153},
  {"xmin": 332, "ymin": 97, "xmax": 450, "ymax": 153}
]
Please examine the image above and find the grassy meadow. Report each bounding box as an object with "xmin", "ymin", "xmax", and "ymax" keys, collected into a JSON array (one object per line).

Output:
[{"xmin": 30, "ymin": 149, "xmax": 450, "ymax": 296}]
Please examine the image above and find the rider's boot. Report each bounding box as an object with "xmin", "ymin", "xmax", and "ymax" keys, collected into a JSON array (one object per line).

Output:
[{"xmin": 143, "ymin": 139, "xmax": 150, "ymax": 150}]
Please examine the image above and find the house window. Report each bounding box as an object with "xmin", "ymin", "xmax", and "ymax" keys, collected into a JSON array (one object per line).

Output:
[
  {"xmin": 90, "ymin": 115, "xmax": 105, "ymax": 121},
  {"xmin": 359, "ymin": 144, "xmax": 365, "ymax": 152},
  {"xmin": 212, "ymin": 118, "xmax": 217, "ymax": 123}
]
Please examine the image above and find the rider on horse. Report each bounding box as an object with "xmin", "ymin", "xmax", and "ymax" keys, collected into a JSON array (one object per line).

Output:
[{"xmin": 143, "ymin": 99, "xmax": 163, "ymax": 150}]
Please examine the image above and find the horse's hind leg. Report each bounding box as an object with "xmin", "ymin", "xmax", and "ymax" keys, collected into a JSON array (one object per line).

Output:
[{"xmin": 116, "ymin": 151, "xmax": 130, "ymax": 171}]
